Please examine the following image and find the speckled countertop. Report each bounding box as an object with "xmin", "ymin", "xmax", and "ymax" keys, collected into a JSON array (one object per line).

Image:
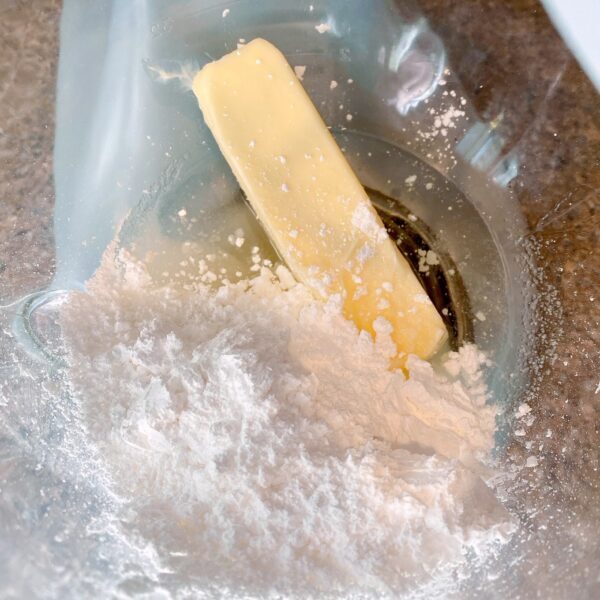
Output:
[
  {"xmin": 418, "ymin": 2, "xmax": 600, "ymax": 598},
  {"xmin": 0, "ymin": 0, "xmax": 598, "ymax": 597}
]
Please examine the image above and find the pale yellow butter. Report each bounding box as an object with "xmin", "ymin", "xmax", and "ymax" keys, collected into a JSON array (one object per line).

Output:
[{"xmin": 193, "ymin": 38, "xmax": 447, "ymax": 366}]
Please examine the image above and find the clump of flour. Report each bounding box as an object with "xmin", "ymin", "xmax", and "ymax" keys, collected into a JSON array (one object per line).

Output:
[{"xmin": 60, "ymin": 249, "xmax": 513, "ymax": 598}]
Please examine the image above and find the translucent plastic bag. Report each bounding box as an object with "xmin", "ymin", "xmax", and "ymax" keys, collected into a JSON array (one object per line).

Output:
[
  {"xmin": 49, "ymin": 0, "xmax": 528, "ymax": 397},
  {"xmin": 4, "ymin": 1, "xmax": 538, "ymax": 597},
  {"xmin": 53, "ymin": 0, "xmax": 447, "ymax": 289}
]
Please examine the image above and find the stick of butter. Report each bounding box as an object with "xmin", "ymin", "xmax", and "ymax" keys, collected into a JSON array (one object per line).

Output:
[{"xmin": 193, "ymin": 39, "xmax": 447, "ymax": 367}]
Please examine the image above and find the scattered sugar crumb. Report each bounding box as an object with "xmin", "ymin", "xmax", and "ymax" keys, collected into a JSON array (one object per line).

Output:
[
  {"xmin": 227, "ymin": 231, "xmax": 245, "ymax": 248},
  {"xmin": 418, "ymin": 250, "xmax": 439, "ymax": 274},
  {"xmin": 426, "ymin": 251, "xmax": 439, "ymax": 266},
  {"xmin": 377, "ymin": 298, "xmax": 391, "ymax": 310},
  {"xmin": 351, "ymin": 205, "xmax": 387, "ymax": 244},
  {"xmin": 356, "ymin": 243, "xmax": 375, "ymax": 264},
  {"xmin": 294, "ymin": 65, "xmax": 306, "ymax": 80}
]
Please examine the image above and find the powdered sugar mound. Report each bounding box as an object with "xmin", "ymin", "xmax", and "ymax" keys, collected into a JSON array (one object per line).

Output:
[{"xmin": 60, "ymin": 250, "xmax": 513, "ymax": 598}]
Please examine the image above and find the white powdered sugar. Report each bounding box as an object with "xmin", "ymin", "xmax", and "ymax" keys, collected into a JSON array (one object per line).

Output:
[
  {"xmin": 351, "ymin": 204, "xmax": 388, "ymax": 244},
  {"xmin": 315, "ymin": 23, "xmax": 331, "ymax": 34},
  {"xmin": 59, "ymin": 249, "xmax": 513, "ymax": 598}
]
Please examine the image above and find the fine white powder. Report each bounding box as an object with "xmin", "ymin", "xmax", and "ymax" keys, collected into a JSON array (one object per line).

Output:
[
  {"xmin": 351, "ymin": 204, "xmax": 388, "ymax": 244},
  {"xmin": 60, "ymin": 249, "xmax": 513, "ymax": 598}
]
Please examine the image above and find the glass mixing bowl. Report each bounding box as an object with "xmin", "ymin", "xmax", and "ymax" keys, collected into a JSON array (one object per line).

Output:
[{"xmin": 0, "ymin": 0, "xmax": 598, "ymax": 598}]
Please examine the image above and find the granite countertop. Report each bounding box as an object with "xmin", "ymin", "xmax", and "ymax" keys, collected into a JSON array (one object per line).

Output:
[
  {"xmin": 0, "ymin": 0, "xmax": 598, "ymax": 597},
  {"xmin": 419, "ymin": 1, "xmax": 600, "ymax": 597}
]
